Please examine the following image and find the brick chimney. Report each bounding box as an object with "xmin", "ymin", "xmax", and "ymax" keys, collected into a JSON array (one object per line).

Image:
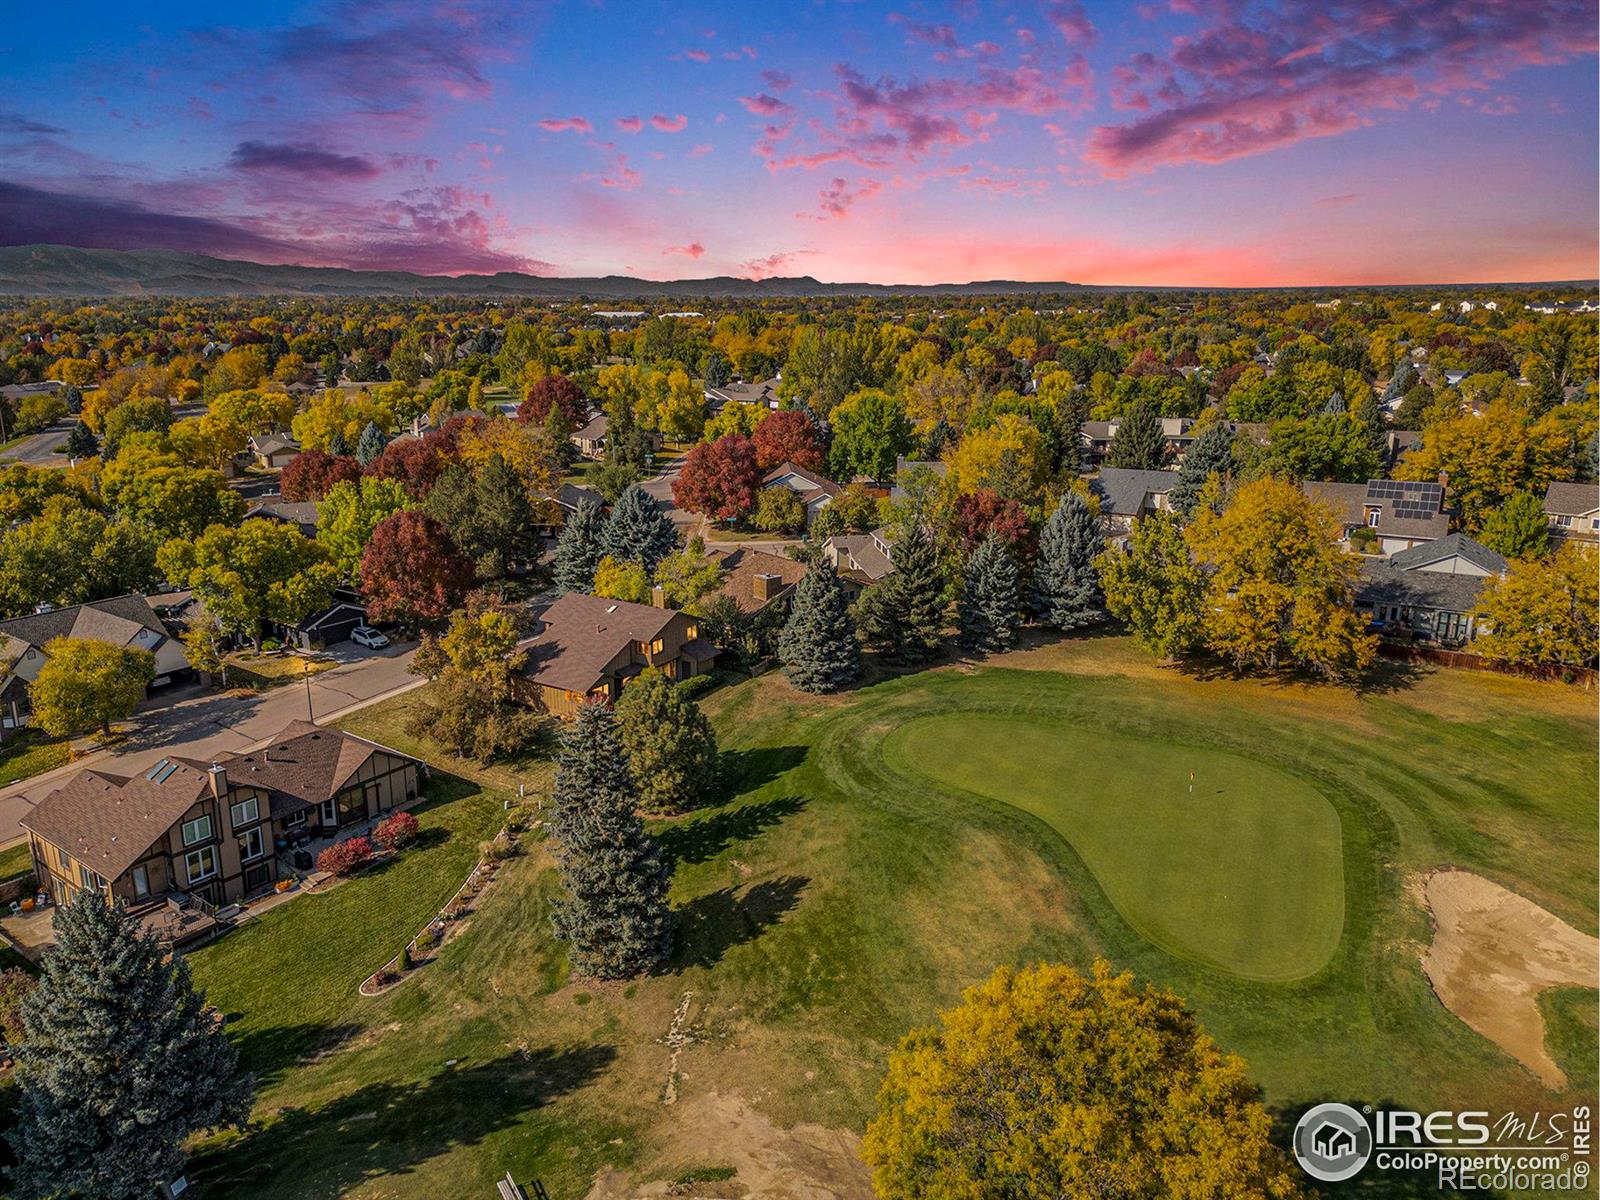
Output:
[{"xmin": 753, "ymin": 572, "xmax": 780, "ymax": 603}]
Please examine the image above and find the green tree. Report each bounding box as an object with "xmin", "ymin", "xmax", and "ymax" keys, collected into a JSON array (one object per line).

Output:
[
  {"xmin": 1168, "ymin": 421, "xmax": 1234, "ymax": 518},
  {"xmin": 1475, "ymin": 543, "xmax": 1597, "ymax": 668},
  {"xmin": 0, "ymin": 499, "xmax": 159, "ymax": 619},
  {"xmin": 547, "ymin": 702, "xmax": 676, "ymax": 979},
  {"xmin": 653, "ymin": 538, "xmax": 724, "ymax": 609},
  {"xmin": 1096, "ymin": 512, "xmax": 1207, "ymax": 660},
  {"xmin": 100, "ymin": 395, "xmax": 172, "ymax": 457},
  {"xmin": 28, "ymin": 638, "xmax": 155, "ymax": 737},
  {"xmin": 355, "ymin": 420, "xmax": 389, "ymax": 466},
  {"xmin": 423, "ymin": 458, "xmax": 540, "ymax": 580},
  {"xmin": 854, "ymin": 522, "xmax": 946, "ymax": 663},
  {"xmin": 8, "ymin": 891, "xmax": 252, "ymax": 1200},
  {"xmin": 1261, "ymin": 414, "xmax": 1380, "ymax": 482},
  {"xmin": 407, "ymin": 592, "xmax": 541, "ymax": 762},
  {"xmin": 778, "ymin": 560, "xmax": 859, "ymax": 693},
  {"xmin": 100, "ymin": 447, "xmax": 245, "ymax": 541},
  {"xmin": 601, "ymin": 484, "xmax": 678, "ymax": 573},
  {"xmin": 1477, "ymin": 491, "xmax": 1551, "ymax": 560},
  {"xmin": 828, "ymin": 388, "xmax": 913, "ymax": 484},
  {"xmin": 751, "ymin": 486, "xmax": 806, "ymax": 534},
  {"xmin": 1107, "ymin": 401, "xmax": 1168, "ymax": 470},
  {"xmin": 956, "ymin": 536, "xmax": 1023, "ymax": 654},
  {"xmin": 861, "ymin": 961, "xmax": 1303, "ymax": 1200},
  {"xmin": 614, "ymin": 667, "xmax": 719, "ymax": 812},
  {"xmin": 553, "ymin": 498, "xmax": 609, "ymax": 594},
  {"xmin": 315, "ymin": 476, "xmax": 410, "ymax": 579},
  {"xmin": 387, "ymin": 332, "xmax": 427, "ymax": 387},
  {"xmin": 592, "ymin": 555, "xmax": 653, "ymax": 604},
  {"xmin": 158, "ymin": 519, "xmax": 339, "ymax": 649},
  {"xmin": 1031, "ymin": 491, "xmax": 1104, "ymax": 630}
]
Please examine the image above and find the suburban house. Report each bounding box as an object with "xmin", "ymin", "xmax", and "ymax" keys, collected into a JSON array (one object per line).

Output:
[
  {"xmin": 704, "ymin": 378, "xmax": 780, "ymax": 413},
  {"xmin": 1080, "ymin": 418, "xmax": 1196, "ymax": 467},
  {"xmin": 889, "ymin": 456, "xmax": 948, "ymax": 501},
  {"xmin": 247, "ymin": 433, "xmax": 301, "ymax": 470},
  {"xmin": 1302, "ymin": 478, "xmax": 1450, "ymax": 555},
  {"xmin": 1542, "ymin": 481, "xmax": 1599, "ymax": 544},
  {"xmin": 21, "ymin": 721, "xmax": 421, "ymax": 920},
  {"xmin": 0, "ymin": 596, "xmax": 191, "ymax": 739},
  {"xmin": 571, "ymin": 414, "xmax": 609, "ymax": 459},
  {"xmin": 822, "ymin": 528, "xmax": 895, "ymax": 593},
  {"xmin": 701, "ymin": 547, "xmax": 809, "ymax": 614},
  {"xmin": 1090, "ymin": 468, "xmax": 1180, "ymax": 531},
  {"xmin": 245, "ymin": 497, "xmax": 321, "ymax": 537},
  {"xmin": 276, "ymin": 586, "xmax": 373, "ymax": 652},
  {"xmin": 1353, "ymin": 534, "xmax": 1507, "ymax": 647},
  {"xmin": 762, "ymin": 461, "xmax": 842, "ymax": 526},
  {"xmin": 513, "ymin": 593, "xmax": 718, "ymax": 718},
  {"xmin": 534, "ymin": 482, "xmax": 607, "ymax": 539}
]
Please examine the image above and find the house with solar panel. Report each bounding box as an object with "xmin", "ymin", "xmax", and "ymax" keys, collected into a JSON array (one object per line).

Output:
[{"xmin": 1302, "ymin": 478, "xmax": 1451, "ymax": 556}]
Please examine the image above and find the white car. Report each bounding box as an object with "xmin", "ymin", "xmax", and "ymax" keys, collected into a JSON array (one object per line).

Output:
[{"xmin": 350, "ymin": 626, "xmax": 390, "ymax": 649}]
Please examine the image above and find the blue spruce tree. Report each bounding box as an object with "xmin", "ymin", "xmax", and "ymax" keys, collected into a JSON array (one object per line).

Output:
[{"xmin": 1031, "ymin": 491, "xmax": 1105, "ymax": 631}]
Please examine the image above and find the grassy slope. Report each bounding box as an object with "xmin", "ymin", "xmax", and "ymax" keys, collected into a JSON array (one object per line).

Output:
[{"xmin": 187, "ymin": 639, "xmax": 1596, "ymax": 1198}]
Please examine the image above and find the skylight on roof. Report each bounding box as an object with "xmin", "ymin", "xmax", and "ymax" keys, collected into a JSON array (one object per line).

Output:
[{"xmin": 144, "ymin": 758, "xmax": 170, "ymax": 781}]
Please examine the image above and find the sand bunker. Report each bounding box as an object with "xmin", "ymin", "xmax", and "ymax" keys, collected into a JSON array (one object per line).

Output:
[
  {"xmin": 1421, "ymin": 869, "xmax": 1599, "ymax": 1089},
  {"xmin": 583, "ymin": 1091, "xmax": 871, "ymax": 1200}
]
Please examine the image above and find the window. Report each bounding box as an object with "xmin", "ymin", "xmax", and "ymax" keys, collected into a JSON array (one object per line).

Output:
[
  {"xmin": 184, "ymin": 846, "xmax": 217, "ymax": 884},
  {"xmin": 181, "ymin": 815, "xmax": 212, "ymax": 847},
  {"xmin": 684, "ymin": 624, "xmax": 699, "ymax": 641},
  {"xmin": 1366, "ymin": 510, "xmax": 1381, "ymax": 528},
  {"xmin": 78, "ymin": 864, "xmax": 105, "ymax": 891},
  {"xmin": 651, "ymin": 637, "xmax": 664, "ymax": 654},
  {"xmin": 239, "ymin": 828, "xmax": 265, "ymax": 863},
  {"xmin": 319, "ymin": 799, "xmax": 337, "ymax": 826},
  {"xmin": 131, "ymin": 865, "xmax": 150, "ymax": 899},
  {"xmin": 231, "ymin": 797, "xmax": 259, "ymax": 829},
  {"xmin": 1556, "ymin": 514, "xmax": 1572, "ymax": 528},
  {"xmin": 283, "ymin": 810, "xmax": 306, "ymax": 828}
]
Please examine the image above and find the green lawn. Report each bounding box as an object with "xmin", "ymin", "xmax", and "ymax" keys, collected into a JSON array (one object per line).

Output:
[
  {"xmin": 184, "ymin": 638, "xmax": 1596, "ymax": 1198},
  {"xmin": 0, "ymin": 731, "xmax": 70, "ymax": 790},
  {"xmin": 0, "ymin": 841, "xmax": 32, "ymax": 884},
  {"xmin": 884, "ymin": 713, "xmax": 1344, "ymax": 981}
]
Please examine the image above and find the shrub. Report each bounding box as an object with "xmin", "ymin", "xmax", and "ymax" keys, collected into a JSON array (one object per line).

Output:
[
  {"xmin": 374, "ymin": 811, "xmax": 420, "ymax": 852},
  {"xmin": 414, "ymin": 928, "xmax": 440, "ymax": 952},
  {"xmin": 316, "ymin": 836, "xmax": 372, "ymax": 876},
  {"xmin": 399, "ymin": 943, "xmax": 414, "ymax": 971},
  {"xmin": 480, "ymin": 833, "xmax": 515, "ymax": 862}
]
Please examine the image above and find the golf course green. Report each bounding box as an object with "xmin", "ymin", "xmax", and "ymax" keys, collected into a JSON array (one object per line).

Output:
[{"xmin": 885, "ymin": 713, "xmax": 1346, "ymax": 980}]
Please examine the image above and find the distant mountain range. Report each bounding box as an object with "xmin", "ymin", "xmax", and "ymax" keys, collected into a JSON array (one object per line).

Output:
[{"xmin": 0, "ymin": 245, "xmax": 1591, "ymax": 299}]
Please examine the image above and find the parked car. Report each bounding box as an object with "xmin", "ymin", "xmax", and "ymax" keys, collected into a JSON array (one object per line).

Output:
[{"xmin": 350, "ymin": 625, "xmax": 390, "ymax": 649}]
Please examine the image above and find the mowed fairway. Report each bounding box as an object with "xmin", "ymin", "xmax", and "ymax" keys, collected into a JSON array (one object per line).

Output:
[{"xmin": 885, "ymin": 714, "xmax": 1343, "ymax": 980}]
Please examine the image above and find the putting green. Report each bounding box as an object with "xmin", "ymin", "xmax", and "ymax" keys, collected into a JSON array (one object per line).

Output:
[{"xmin": 885, "ymin": 713, "xmax": 1345, "ymax": 981}]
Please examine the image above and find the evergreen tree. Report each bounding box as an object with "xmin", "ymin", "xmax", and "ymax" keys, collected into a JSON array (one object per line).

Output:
[
  {"xmin": 919, "ymin": 416, "xmax": 953, "ymax": 461},
  {"xmin": 547, "ymin": 702, "xmax": 675, "ymax": 979},
  {"xmin": 327, "ymin": 427, "xmax": 351, "ymax": 457},
  {"xmin": 355, "ymin": 420, "xmax": 388, "ymax": 466},
  {"xmin": 602, "ymin": 484, "xmax": 677, "ymax": 574},
  {"xmin": 8, "ymin": 891, "xmax": 252, "ymax": 1199},
  {"xmin": 1351, "ymin": 390, "xmax": 1387, "ymax": 461},
  {"xmin": 552, "ymin": 498, "xmax": 609, "ymax": 594},
  {"xmin": 614, "ymin": 667, "xmax": 719, "ymax": 812},
  {"xmin": 1053, "ymin": 386, "xmax": 1091, "ymax": 474},
  {"xmin": 1106, "ymin": 401, "xmax": 1168, "ymax": 470},
  {"xmin": 957, "ymin": 536, "xmax": 1022, "ymax": 654},
  {"xmin": 1321, "ymin": 390, "xmax": 1346, "ymax": 415},
  {"xmin": 1168, "ymin": 421, "xmax": 1235, "ymax": 518},
  {"xmin": 64, "ymin": 422, "xmax": 99, "ymax": 460},
  {"xmin": 882, "ymin": 522, "xmax": 947, "ymax": 661},
  {"xmin": 703, "ymin": 351, "xmax": 731, "ymax": 389},
  {"xmin": 778, "ymin": 560, "xmax": 859, "ymax": 692},
  {"xmin": 1031, "ymin": 491, "xmax": 1105, "ymax": 630}
]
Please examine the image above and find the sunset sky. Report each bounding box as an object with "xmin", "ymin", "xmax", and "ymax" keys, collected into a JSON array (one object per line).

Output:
[{"xmin": 2, "ymin": 0, "xmax": 1595, "ymax": 285}]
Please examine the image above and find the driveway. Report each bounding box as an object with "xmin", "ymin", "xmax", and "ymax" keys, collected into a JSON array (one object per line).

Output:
[
  {"xmin": 0, "ymin": 421, "xmax": 72, "ymax": 466},
  {"xmin": 0, "ymin": 643, "xmax": 425, "ymax": 846}
]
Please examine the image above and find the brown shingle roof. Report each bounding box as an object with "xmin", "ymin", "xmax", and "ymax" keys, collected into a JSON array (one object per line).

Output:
[
  {"xmin": 1543, "ymin": 481, "xmax": 1600, "ymax": 517},
  {"xmin": 22, "ymin": 760, "xmax": 215, "ymax": 881},
  {"xmin": 705, "ymin": 548, "xmax": 808, "ymax": 613},
  {"xmin": 217, "ymin": 719, "xmax": 413, "ymax": 819},
  {"xmin": 516, "ymin": 593, "xmax": 680, "ymax": 693},
  {"xmin": 762, "ymin": 462, "xmax": 842, "ymax": 498}
]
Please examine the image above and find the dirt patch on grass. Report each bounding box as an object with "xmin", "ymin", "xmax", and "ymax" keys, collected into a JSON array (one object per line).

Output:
[
  {"xmin": 582, "ymin": 1091, "xmax": 871, "ymax": 1200},
  {"xmin": 1421, "ymin": 870, "xmax": 1599, "ymax": 1089}
]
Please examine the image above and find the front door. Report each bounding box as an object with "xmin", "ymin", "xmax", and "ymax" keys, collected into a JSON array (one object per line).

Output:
[{"xmin": 319, "ymin": 798, "xmax": 338, "ymax": 829}]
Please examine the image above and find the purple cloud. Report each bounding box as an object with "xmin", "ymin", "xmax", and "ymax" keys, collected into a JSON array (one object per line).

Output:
[{"xmin": 229, "ymin": 141, "xmax": 381, "ymax": 180}]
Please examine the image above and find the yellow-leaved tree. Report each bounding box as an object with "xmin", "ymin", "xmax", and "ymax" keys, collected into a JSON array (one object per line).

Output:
[
  {"xmin": 861, "ymin": 961, "xmax": 1304, "ymax": 1200},
  {"xmin": 1475, "ymin": 543, "xmax": 1598, "ymax": 669},
  {"xmin": 1186, "ymin": 476, "xmax": 1375, "ymax": 680}
]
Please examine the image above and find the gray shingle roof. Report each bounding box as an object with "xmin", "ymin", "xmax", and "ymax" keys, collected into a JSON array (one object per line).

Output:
[
  {"xmin": 1543, "ymin": 481, "xmax": 1600, "ymax": 517},
  {"xmin": 1356, "ymin": 561, "xmax": 1488, "ymax": 614},
  {"xmin": 0, "ymin": 595, "xmax": 168, "ymax": 654},
  {"xmin": 1388, "ymin": 533, "xmax": 1507, "ymax": 575},
  {"xmin": 1090, "ymin": 468, "xmax": 1180, "ymax": 518}
]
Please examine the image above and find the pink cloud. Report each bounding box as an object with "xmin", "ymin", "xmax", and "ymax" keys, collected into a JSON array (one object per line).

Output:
[
  {"xmin": 681, "ymin": 49, "xmax": 711, "ymax": 63},
  {"xmin": 739, "ymin": 93, "xmax": 792, "ymax": 116},
  {"xmin": 738, "ymin": 249, "xmax": 816, "ymax": 278},
  {"xmin": 539, "ymin": 116, "xmax": 593, "ymax": 134},
  {"xmin": 1043, "ymin": 1, "xmax": 1097, "ymax": 46},
  {"xmin": 616, "ymin": 115, "xmax": 643, "ymax": 133},
  {"xmin": 761, "ymin": 69, "xmax": 793, "ymax": 91},
  {"xmin": 650, "ymin": 113, "xmax": 689, "ymax": 132},
  {"xmin": 688, "ymin": 143, "xmax": 714, "ymax": 157},
  {"xmin": 664, "ymin": 242, "xmax": 706, "ymax": 257},
  {"xmin": 814, "ymin": 176, "xmax": 884, "ymax": 218},
  {"xmin": 1087, "ymin": 0, "xmax": 1596, "ymax": 174}
]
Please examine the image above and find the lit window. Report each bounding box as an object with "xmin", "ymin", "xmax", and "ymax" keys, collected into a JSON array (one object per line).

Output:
[{"xmin": 181, "ymin": 815, "xmax": 212, "ymax": 847}]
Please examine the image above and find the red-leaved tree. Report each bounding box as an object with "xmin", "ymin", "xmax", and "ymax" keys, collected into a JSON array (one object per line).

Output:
[
  {"xmin": 953, "ymin": 488, "xmax": 1033, "ymax": 555},
  {"xmin": 374, "ymin": 811, "xmax": 420, "ymax": 851},
  {"xmin": 673, "ymin": 434, "xmax": 762, "ymax": 522},
  {"xmin": 366, "ymin": 431, "xmax": 455, "ymax": 497},
  {"xmin": 361, "ymin": 511, "xmax": 476, "ymax": 628},
  {"xmin": 280, "ymin": 449, "xmax": 362, "ymax": 501},
  {"xmin": 317, "ymin": 836, "xmax": 372, "ymax": 876},
  {"xmin": 519, "ymin": 375, "xmax": 588, "ymax": 426},
  {"xmin": 752, "ymin": 409, "xmax": 824, "ymax": 472}
]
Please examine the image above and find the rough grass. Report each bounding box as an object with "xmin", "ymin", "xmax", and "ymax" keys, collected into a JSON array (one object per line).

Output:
[{"xmin": 185, "ymin": 636, "xmax": 1596, "ymax": 1198}]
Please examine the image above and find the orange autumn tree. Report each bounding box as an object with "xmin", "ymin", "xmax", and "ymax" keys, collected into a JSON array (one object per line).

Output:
[{"xmin": 862, "ymin": 961, "xmax": 1304, "ymax": 1200}]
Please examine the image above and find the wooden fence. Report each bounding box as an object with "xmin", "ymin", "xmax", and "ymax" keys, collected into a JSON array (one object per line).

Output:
[{"xmin": 1376, "ymin": 641, "xmax": 1596, "ymax": 687}]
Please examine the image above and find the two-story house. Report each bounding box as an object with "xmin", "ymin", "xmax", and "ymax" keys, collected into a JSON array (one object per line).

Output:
[
  {"xmin": 1090, "ymin": 468, "xmax": 1181, "ymax": 532},
  {"xmin": 21, "ymin": 721, "xmax": 421, "ymax": 915},
  {"xmin": 1542, "ymin": 482, "xmax": 1599, "ymax": 545},
  {"xmin": 1302, "ymin": 478, "xmax": 1451, "ymax": 555},
  {"xmin": 514, "ymin": 593, "xmax": 718, "ymax": 718}
]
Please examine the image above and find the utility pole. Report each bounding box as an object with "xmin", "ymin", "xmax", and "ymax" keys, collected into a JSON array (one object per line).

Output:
[{"xmin": 303, "ymin": 657, "xmax": 315, "ymax": 722}]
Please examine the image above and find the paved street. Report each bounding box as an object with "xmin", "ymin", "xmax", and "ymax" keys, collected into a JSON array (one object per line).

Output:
[{"xmin": 0, "ymin": 643, "xmax": 424, "ymax": 846}]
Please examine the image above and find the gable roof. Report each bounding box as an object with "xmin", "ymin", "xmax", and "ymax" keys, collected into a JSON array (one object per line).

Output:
[
  {"xmin": 249, "ymin": 433, "xmax": 299, "ymax": 456},
  {"xmin": 1543, "ymin": 481, "xmax": 1600, "ymax": 517},
  {"xmin": 1090, "ymin": 468, "xmax": 1180, "ymax": 518},
  {"xmin": 762, "ymin": 461, "xmax": 842, "ymax": 498},
  {"xmin": 217, "ymin": 720, "xmax": 414, "ymax": 819},
  {"xmin": 23, "ymin": 760, "xmax": 216, "ymax": 882},
  {"xmin": 825, "ymin": 530, "xmax": 895, "ymax": 581},
  {"xmin": 0, "ymin": 594, "xmax": 169, "ymax": 656},
  {"xmin": 573, "ymin": 414, "xmax": 608, "ymax": 441},
  {"xmin": 516, "ymin": 592, "xmax": 682, "ymax": 693},
  {"xmin": 1301, "ymin": 479, "xmax": 1450, "ymax": 540},
  {"xmin": 1388, "ymin": 533, "xmax": 1507, "ymax": 575},
  {"xmin": 553, "ymin": 482, "xmax": 606, "ymax": 512},
  {"xmin": 1356, "ymin": 561, "xmax": 1489, "ymax": 615},
  {"xmin": 245, "ymin": 498, "xmax": 321, "ymax": 528},
  {"xmin": 705, "ymin": 547, "xmax": 808, "ymax": 612}
]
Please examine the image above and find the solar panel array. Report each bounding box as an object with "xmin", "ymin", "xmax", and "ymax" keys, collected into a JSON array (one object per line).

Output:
[
  {"xmin": 1365, "ymin": 479, "xmax": 1442, "ymax": 521},
  {"xmin": 1391, "ymin": 501, "xmax": 1441, "ymax": 520}
]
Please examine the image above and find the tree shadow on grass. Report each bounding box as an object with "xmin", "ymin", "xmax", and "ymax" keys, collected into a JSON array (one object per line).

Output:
[
  {"xmin": 672, "ymin": 874, "xmax": 808, "ymax": 970},
  {"xmin": 717, "ymin": 744, "xmax": 808, "ymax": 794},
  {"xmin": 197, "ymin": 1046, "xmax": 617, "ymax": 1197},
  {"xmin": 221, "ymin": 1019, "xmax": 365, "ymax": 1089},
  {"xmin": 655, "ymin": 794, "xmax": 808, "ymax": 872}
]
